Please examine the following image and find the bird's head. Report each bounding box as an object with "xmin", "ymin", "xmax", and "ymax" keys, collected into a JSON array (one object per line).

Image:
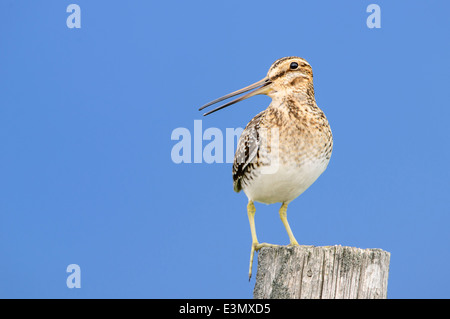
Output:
[
  {"xmin": 199, "ymin": 56, "xmax": 313, "ymax": 116},
  {"xmin": 267, "ymin": 56, "xmax": 313, "ymax": 96}
]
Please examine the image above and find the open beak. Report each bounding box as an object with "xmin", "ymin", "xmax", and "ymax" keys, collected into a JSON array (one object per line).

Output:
[{"xmin": 199, "ymin": 77, "xmax": 272, "ymax": 116}]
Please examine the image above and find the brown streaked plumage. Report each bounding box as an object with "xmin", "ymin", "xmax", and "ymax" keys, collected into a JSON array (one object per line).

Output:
[{"xmin": 199, "ymin": 56, "xmax": 333, "ymax": 280}]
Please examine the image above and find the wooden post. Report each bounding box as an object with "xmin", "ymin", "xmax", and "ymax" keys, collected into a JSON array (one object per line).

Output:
[{"xmin": 253, "ymin": 245, "xmax": 390, "ymax": 299}]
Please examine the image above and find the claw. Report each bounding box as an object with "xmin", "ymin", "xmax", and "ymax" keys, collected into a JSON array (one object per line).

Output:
[{"xmin": 248, "ymin": 242, "xmax": 279, "ymax": 280}]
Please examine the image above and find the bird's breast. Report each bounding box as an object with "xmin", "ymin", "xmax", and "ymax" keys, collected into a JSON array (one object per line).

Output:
[
  {"xmin": 243, "ymin": 156, "xmax": 330, "ymax": 204},
  {"xmin": 240, "ymin": 102, "xmax": 333, "ymax": 204}
]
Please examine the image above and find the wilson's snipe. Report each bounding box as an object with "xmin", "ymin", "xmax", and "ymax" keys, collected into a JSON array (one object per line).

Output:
[{"xmin": 199, "ymin": 57, "xmax": 333, "ymax": 279}]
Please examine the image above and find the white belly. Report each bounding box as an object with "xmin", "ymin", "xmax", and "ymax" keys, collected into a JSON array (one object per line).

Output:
[{"xmin": 243, "ymin": 159, "xmax": 329, "ymax": 204}]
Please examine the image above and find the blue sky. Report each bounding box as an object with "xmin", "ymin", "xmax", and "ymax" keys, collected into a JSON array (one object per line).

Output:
[{"xmin": 0, "ymin": 1, "xmax": 449, "ymax": 298}]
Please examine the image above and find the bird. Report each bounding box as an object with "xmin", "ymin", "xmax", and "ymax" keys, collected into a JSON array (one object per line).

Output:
[{"xmin": 199, "ymin": 56, "xmax": 333, "ymax": 280}]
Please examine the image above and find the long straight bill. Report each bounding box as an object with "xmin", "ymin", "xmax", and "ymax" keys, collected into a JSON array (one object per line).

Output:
[{"xmin": 199, "ymin": 77, "xmax": 271, "ymax": 116}]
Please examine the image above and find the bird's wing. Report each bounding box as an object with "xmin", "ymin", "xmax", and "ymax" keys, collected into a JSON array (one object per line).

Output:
[{"xmin": 232, "ymin": 112, "xmax": 264, "ymax": 193}]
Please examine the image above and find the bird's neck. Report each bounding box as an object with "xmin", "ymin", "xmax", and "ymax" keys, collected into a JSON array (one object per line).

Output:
[{"xmin": 270, "ymin": 82, "xmax": 319, "ymax": 114}]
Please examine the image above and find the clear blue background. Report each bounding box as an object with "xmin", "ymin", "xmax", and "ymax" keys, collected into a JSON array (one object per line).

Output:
[{"xmin": 1, "ymin": 0, "xmax": 449, "ymax": 298}]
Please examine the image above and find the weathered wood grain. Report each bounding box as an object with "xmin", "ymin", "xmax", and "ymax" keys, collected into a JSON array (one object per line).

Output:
[{"xmin": 253, "ymin": 245, "xmax": 390, "ymax": 299}]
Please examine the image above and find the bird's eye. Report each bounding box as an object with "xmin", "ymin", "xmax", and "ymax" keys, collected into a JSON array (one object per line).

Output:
[{"xmin": 290, "ymin": 62, "xmax": 298, "ymax": 70}]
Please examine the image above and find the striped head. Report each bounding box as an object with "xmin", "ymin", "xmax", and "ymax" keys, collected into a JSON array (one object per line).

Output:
[{"xmin": 267, "ymin": 56, "xmax": 313, "ymax": 95}]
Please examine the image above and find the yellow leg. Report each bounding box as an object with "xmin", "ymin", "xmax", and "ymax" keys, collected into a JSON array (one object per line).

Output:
[
  {"xmin": 247, "ymin": 201, "xmax": 258, "ymax": 245},
  {"xmin": 247, "ymin": 201, "xmax": 278, "ymax": 280},
  {"xmin": 279, "ymin": 202, "xmax": 299, "ymax": 246}
]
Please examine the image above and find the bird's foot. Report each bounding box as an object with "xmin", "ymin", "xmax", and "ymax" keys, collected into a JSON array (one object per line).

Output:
[
  {"xmin": 248, "ymin": 242, "xmax": 279, "ymax": 280},
  {"xmin": 255, "ymin": 242, "xmax": 279, "ymax": 251},
  {"xmin": 287, "ymin": 240, "xmax": 300, "ymax": 247}
]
